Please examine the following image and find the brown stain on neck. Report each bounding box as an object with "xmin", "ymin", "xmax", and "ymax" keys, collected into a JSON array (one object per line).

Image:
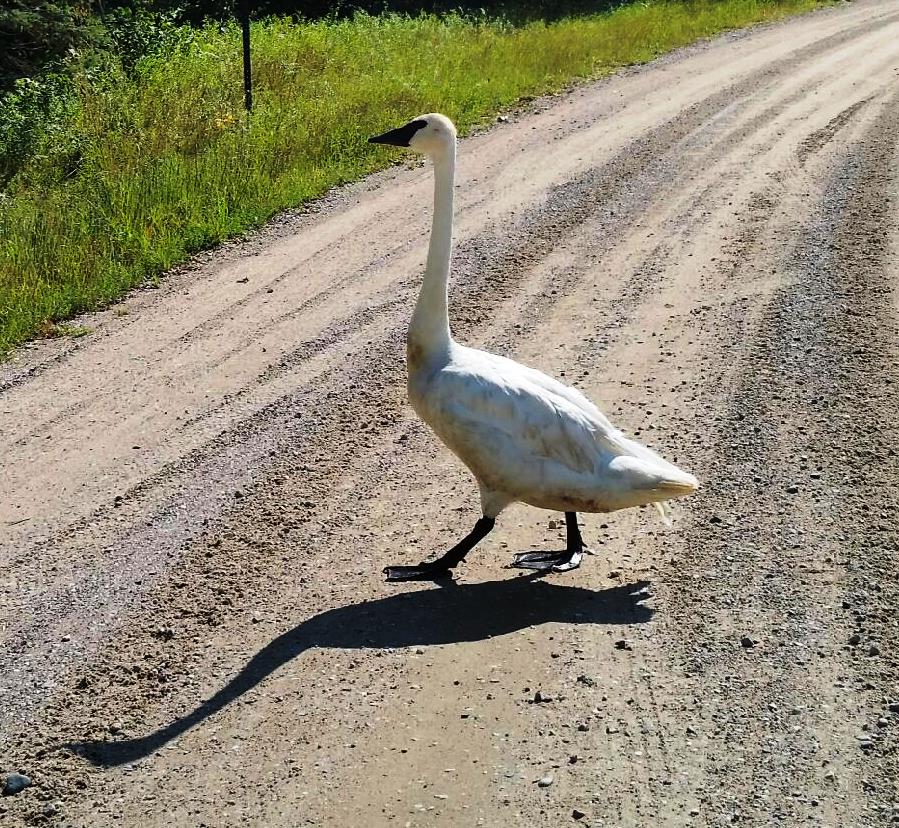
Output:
[{"xmin": 407, "ymin": 337, "xmax": 426, "ymax": 374}]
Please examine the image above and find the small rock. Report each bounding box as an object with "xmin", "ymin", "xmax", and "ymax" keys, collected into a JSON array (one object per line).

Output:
[
  {"xmin": 848, "ymin": 633, "xmax": 862, "ymax": 646},
  {"xmin": 614, "ymin": 639, "xmax": 632, "ymax": 651},
  {"xmin": 786, "ymin": 485, "xmax": 799, "ymax": 494},
  {"xmin": 537, "ymin": 775, "xmax": 554, "ymax": 787},
  {"xmin": 709, "ymin": 515, "xmax": 722, "ymax": 524},
  {"xmin": 576, "ymin": 675, "xmax": 595, "ymax": 687},
  {"xmin": 740, "ymin": 636, "xmax": 757, "ymax": 649},
  {"xmin": 532, "ymin": 690, "xmax": 552, "ymax": 704},
  {"xmin": 2, "ymin": 773, "xmax": 32, "ymax": 796},
  {"xmin": 577, "ymin": 723, "xmax": 589, "ymax": 732},
  {"xmin": 548, "ymin": 520, "xmax": 558, "ymax": 529},
  {"xmin": 888, "ymin": 701, "xmax": 899, "ymax": 713},
  {"xmin": 877, "ymin": 717, "xmax": 889, "ymax": 728},
  {"xmin": 606, "ymin": 725, "xmax": 620, "ymax": 734},
  {"xmin": 608, "ymin": 569, "xmax": 621, "ymax": 578},
  {"xmin": 572, "ymin": 808, "xmax": 587, "ymax": 820},
  {"xmin": 868, "ymin": 643, "xmax": 881, "ymax": 657}
]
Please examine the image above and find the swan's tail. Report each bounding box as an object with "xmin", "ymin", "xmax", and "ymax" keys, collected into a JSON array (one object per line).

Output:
[
  {"xmin": 606, "ymin": 453, "xmax": 699, "ymax": 518},
  {"xmin": 652, "ymin": 474, "xmax": 698, "ymax": 526}
]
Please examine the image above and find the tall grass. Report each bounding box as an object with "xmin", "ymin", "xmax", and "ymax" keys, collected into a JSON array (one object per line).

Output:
[{"xmin": 0, "ymin": 0, "xmax": 826, "ymax": 355}]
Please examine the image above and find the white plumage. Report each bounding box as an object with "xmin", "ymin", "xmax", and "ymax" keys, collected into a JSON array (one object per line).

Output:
[
  {"xmin": 369, "ymin": 113, "xmax": 698, "ymax": 581},
  {"xmin": 412, "ymin": 344, "xmax": 697, "ymax": 517}
]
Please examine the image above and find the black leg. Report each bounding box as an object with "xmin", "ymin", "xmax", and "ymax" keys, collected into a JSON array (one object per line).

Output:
[
  {"xmin": 384, "ymin": 517, "xmax": 496, "ymax": 582},
  {"xmin": 511, "ymin": 511, "xmax": 584, "ymax": 573},
  {"xmin": 565, "ymin": 511, "xmax": 584, "ymax": 553}
]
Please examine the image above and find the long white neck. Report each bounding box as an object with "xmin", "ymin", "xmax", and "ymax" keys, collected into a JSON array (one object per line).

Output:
[{"xmin": 409, "ymin": 147, "xmax": 455, "ymax": 358}]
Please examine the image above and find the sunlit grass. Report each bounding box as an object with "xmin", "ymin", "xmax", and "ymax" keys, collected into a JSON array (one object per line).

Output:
[{"xmin": 0, "ymin": 0, "xmax": 827, "ymax": 355}]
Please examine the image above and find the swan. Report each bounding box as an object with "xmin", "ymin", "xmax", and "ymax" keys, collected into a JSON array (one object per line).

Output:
[{"xmin": 369, "ymin": 113, "xmax": 698, "ymax": 581}]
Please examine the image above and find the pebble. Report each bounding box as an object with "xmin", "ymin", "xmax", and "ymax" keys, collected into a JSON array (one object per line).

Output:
[
  {"xmin": 2, "ymin": 773, "xmax": 32, "ymax": 796},
  {"xmin": 576, "ymin": 675, "xmax": 595, "ymax": 687},
  {"xmin": 537, "ymin": 775, "xmax": 554, "ymax": 787},
  {"xmin": 868, "ymin": 643, "xmax": 880, "ymax": 657},
  {"xmin": 888, "ymin": 702, "xmax": 899, "ymax": 713},
  {"xmin": 572, "ymin": 808, "xmax": 587, "ymax": 820},
  {"xmin": 786, "ymin": 485, "xmax": 799, "ymax": 494},
  {"xmin": 848, "ymin": 633, "xmax": 862, "ymax": 646},
  {"xmin": 740, "ymin": 636, "xmax": 757, "ymax": 648},
  {"xmin": 614, "ymin": 639, "xmax": 632, "ymax": 651}
]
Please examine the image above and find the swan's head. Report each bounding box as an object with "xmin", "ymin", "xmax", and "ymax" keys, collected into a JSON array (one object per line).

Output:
[{"xmin": 368, "ymin": 113, "xmax": 457, "ymax": 157}]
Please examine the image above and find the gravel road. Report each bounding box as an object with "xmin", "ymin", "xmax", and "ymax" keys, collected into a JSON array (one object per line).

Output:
[{"xmin": 2, "ymin": 1, "xmax": 898, "ymax": 825}]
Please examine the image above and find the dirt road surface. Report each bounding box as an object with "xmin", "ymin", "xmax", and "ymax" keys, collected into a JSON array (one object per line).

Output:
[{"xmin": 2, "ymin": 1, "xmax": 899, "ymax": 825}]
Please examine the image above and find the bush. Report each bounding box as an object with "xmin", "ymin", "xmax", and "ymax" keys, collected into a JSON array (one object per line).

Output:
[{"xmin": 0, "ymin": 72, "xmax": 80, "ymax": 186}]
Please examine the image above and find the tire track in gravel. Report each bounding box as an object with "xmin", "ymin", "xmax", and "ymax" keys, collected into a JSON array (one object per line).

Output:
[{"xmin": 649, "ymin": 91, "xmax": 899, "ymax": 828}]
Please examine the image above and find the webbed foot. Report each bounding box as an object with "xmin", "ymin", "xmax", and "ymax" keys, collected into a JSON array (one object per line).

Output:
[
  {"xmin": 384, "ymin": 516, "xmax": 496, "ymax": 584},
  {"xmin": 384, "ymin": 563, "xmax": 453, "ymax": 582},
  {"xmin": 511, "ymin": 549, "xmax": 583, "ymax": 573}
]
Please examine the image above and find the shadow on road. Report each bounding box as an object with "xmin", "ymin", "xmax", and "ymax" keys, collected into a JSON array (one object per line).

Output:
[{"xmin": 67, "ymin": 574, "xmax": 652, "ymax": 767}]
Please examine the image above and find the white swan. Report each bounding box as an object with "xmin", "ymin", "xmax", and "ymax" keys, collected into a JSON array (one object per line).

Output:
[{"xmin": 369, "ymin": 114, "xmax": 698, "ymax": 581}]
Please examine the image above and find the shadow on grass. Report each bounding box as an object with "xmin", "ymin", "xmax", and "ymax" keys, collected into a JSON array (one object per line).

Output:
[{"xmin": 67, "ymin": 574, "xmax": 652, "ymax": 767}]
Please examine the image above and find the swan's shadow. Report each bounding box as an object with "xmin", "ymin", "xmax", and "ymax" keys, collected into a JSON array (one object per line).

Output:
[{"xmin": 67, "ymin": 574, "xmax": 653, "ymax": 767}]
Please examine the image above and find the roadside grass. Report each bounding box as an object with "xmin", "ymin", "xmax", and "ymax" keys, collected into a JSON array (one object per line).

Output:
[{"xmin": 0, "ymin": 0, "xmax": 827, "ymax": 356}]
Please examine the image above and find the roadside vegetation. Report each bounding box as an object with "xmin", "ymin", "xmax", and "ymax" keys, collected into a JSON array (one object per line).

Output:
[{"xmin": 0, "ymin": 0, "xmax": 827, "ymax": 355}]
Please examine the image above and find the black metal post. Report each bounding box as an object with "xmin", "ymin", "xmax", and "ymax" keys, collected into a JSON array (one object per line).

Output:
[{"xmin": 241, "ymin": 2, "xmax": 252, "ymax": 115}]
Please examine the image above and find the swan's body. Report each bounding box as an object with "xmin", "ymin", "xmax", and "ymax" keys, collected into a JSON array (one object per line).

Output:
[
  {"xmin": 409, "ymin": 342, "xmax": 696, "ymax": 519},
  {"xmin": 369, "ymin": 114, "xmax": 697, "ymax": 581}
]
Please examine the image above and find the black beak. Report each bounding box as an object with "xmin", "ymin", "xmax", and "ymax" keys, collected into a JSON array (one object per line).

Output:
[{"xmin": 368, "ymin": 119, "xmax": 427, "ymax": 147}]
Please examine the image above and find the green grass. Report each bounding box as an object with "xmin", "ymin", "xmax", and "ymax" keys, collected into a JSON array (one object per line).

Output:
[{"xmin": 0, "ymin": 0, "xmax": 827, "ymax": 356}]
